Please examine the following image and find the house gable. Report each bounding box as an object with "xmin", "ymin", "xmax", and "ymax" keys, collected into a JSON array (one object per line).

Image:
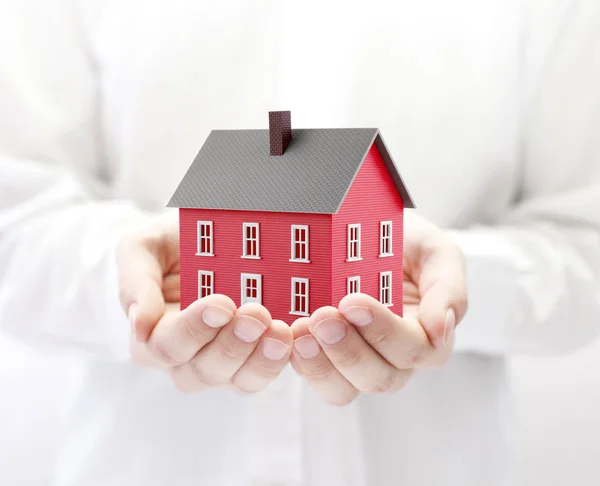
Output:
[{"xmin": 331, "ymin": 142, "xmax": 405, "ymax": 313}]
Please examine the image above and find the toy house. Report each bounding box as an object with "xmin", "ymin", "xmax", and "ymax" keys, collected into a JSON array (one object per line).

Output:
[{"xmin": 167, "ymin": 111, "xmax": 415, "ymax": 322}]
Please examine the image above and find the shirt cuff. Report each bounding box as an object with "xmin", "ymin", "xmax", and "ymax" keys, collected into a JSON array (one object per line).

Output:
[{"xmin": 448, "ymin": 228, "xmax": 523, "ymax": 356}]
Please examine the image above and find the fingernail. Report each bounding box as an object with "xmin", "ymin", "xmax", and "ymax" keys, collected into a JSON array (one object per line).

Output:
[
  {"xmin": 312, "ymin": 318, "xmax": 347, "ymax": 345},
  {"xmin": 443, "ymin": 309, "xmax": 456, "ymax": 346},
  {"xmin": 343, "ymin": 306, "xmax": 374, "ymax": 326},
  {"xmin": 261, "ymin": 338, "xmax": 289, "ymax": 361},
  {"xmin": 234, "ymin": 316, "xmax": 267, "ymax": 343},
  {"xmin": 293, "ymin": 335, "xmax": 321, "ymax": 359},
  {"xmin": 202, "ymin": 305, "xmax": 234, "ymax": 328}
]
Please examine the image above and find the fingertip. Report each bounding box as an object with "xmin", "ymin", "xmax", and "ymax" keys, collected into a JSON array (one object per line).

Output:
[
  {"xmin": 199, "ymin": 293, "xmax": 237, "ymax": 314},
  {"xmin": 290, "ymin": 317, "xmax": 311, "ymax": 338},
  {"xmin": 338, "ymin": 293, "xmax": 383, "ymax": 327},
  {"xmin": 307, "ymin": 306, "xmax": 339, "ymax": 329},
  {"xmin": 266, "ymin": 319, "xmax": 294, "ymax": 345},
  {"xmin": 237, "ymin": 302, "xmax": 272, "ymax": 325},
  {"xmin": 418, "ymin": 289, "xmax": 449, "ymax": 348}
]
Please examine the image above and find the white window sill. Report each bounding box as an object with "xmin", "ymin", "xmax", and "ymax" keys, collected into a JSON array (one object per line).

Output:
[
  {"xmin": 379, "ymin": 253, "xmax": 394, "ymax": 258},
  {"xmin": 346, "ymin": 257, "xmax": 363, "ymax": 262},
  {"xmin": 381, "ymin": 302, "xmax": 393, "ymax": 307},
  {"xmin": 290, "ymin": 311, "xmax": 310, "ymax": 317},
  {"xmin": 196, "ymin": 253, "xmax": 215, "ymax": 257},
  {"xmin": 289, "ymin": 259, "xmax": 311, "ymax": 263},
  {"xmin": 242, "ymin": 256, "xmax": 261, "ymax": 260}
]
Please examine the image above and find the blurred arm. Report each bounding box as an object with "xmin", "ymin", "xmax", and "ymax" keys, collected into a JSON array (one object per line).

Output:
[
  {"xmin": 0, "ymin": 1, "xmax": 151, "ymax": 360},
  {"xmin": 453, "ymin": 0, "xmax": 600, "ymax": 356}
]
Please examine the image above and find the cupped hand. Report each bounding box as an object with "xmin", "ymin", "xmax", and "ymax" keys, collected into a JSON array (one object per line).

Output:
[
  {"xmin": 116, "ymin": 213, "xmax": 293, "ymax": 393},
  {"xmin": 290, "ymin": 212, "xmax": 468, "ymax": 406}
]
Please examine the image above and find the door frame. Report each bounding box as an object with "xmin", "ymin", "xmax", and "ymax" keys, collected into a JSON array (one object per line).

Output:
[{"xmin": 240, "ymin": 273, "xmax": 262, "ymax": 305}]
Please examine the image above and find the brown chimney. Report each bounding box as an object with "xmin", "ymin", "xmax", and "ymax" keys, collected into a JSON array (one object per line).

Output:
[{"xmin": 269, "ymin": 111, "xmax": 292, "ymax": 156}]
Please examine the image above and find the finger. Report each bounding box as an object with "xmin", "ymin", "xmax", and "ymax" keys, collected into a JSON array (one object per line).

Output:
[
  {"xmin": 168, "ymin": 364, "xmax": 211, "ymax": 394},
  {"xmin": 147, "ymin": 294, "xmax": 237, "ymax": 366},
  {"xmin": 190, "ymin": 303, "xmax": 271, "ymax": 386},
  {"xmin": 416, "ymin": 235, "xmax": 468, "ymax": 348},
  {"xmin": 232, "ymin": 319, "xmax": 293, "ymax": 393},
  {"xmin": 307, "ymin": 307, "xmax": 413, "ymax": 395},
  {"xmin": 338, "ymin": 293, "xmax": 437, "ymax": 369},
  {"xmin": 290, "ymin": 317, "xmax": 359, "ymax": 406},
  {"xmin": 116, "ymin": 218, "xmax": 179, "ymax": 342},
  {"xmin": 162, "ymin": 272, "xmax": 180, "ymax": 303}
]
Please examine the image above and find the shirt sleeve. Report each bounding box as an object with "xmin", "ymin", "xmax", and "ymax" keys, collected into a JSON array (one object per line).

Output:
[
  {"xmin": 453, "ymin": 0, "xmax": 600, "ymax": 356},
  {"xmin": 0, "ymin": 0, "xmax": 152, "ymax": 360}
]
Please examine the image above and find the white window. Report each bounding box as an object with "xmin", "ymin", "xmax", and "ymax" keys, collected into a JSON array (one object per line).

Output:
[
  {"xmin": 347, "ymin": 224, "xmax": 362, "ymax": 261},
  {"xmin": 347, "ymin": 276, "xmax": 361, "ymax": 295},
  {"xmin": 241, "ymin": 274, "xmax": 262, "ymax": 305},
  {"xmin": 379, "ymin": 271, "xmax": 393, "ymax": 306},
  {"xmin": 291, "ymin": 278, "xmax": 309, "ymax": 316},
  {"xmin": 242, "ymin": 223, "xmax": 260, "ymax": 258},
  {"xmin": 198, "ymin": 271, "xmax": 214, "ymax": 299},
  {"xmin": 290, "ymin": 225, "xmax": 310, "ymax": 262},
  {"xmin": 197, "ymin": 221, "xmax": 214, "ymax": 256},
  {"xmin": 380, "ymin": 221, "xmax": 393, "ymax": 257}
]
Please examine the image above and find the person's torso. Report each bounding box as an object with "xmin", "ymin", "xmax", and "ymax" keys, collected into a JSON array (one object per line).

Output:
[{"xmin": 59, "ymin": 1, "xmax": 522, "ymax": 484}]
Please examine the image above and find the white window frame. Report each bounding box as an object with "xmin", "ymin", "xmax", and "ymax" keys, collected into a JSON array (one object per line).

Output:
[
  {"xmin": 379, "ymin": 271, "xmax": 393, "ymax": 307},
  {"xmin": 198, "ymin": 270, "xmax": 214, "ymax": 299},
  {"xmin": 290, "ymin": 277, "xmax": 310, "ymax": 316},
  {"xmin": 379, "ymin": 221, "xmax": 393, "ymax": 257},
  {"xmin": 242, "ymin": 223, "xmax": 261, "ymax": 259},
  {"xmin": 347, "ymin": 224, "xmax": 362, "ymax": 262},
  {"xmin": 241, "ymin": 273, "xmax": 262, "ymax": 305},
  {"xmin": 290, "ymin": 225, "xmax": 310, "ymax": 263},
  {"xmin": 196, "ymin": 221, "xmax": 214, "ymax": 256},
  {"xmin": 347, "ymin": 276, "xmax": 361, "ymax": 295}
]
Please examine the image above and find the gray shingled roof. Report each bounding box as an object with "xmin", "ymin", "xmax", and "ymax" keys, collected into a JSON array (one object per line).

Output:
[{"xmin": 167, "ymin": 128, "xmax": 415, "ymax": 213}]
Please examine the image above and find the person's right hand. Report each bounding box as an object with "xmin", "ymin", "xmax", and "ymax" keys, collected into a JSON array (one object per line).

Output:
[{"xmin": 116, "ymin": 213, "xmax": 293, "ymax": 393}]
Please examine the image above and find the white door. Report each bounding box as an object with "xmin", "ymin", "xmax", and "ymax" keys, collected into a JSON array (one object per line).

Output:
[{"xmin": 241, "ymin": 274, "xmax": 262, "ymax": 305}]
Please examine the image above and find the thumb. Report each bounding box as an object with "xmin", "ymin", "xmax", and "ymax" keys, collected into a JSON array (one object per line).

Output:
[
  {"xmin": 416, "ymin": 237, "xmax": 468, "ymax": 348},
  {"xmin": 117, "ymin": 229, "xmax": 172, "ymax": 343}
]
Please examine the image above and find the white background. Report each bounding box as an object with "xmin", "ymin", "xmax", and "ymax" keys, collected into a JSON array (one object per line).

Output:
[{"xmin": 1, "ymin": 332, "xmax": 599, "ymax": 486}]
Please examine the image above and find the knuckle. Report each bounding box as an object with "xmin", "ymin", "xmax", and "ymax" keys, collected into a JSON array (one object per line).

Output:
[
  {"xmin": 363, "ymin": 370, "xmax": 397, "ymax": 394},
  {"xmin": 215, "ymin": 339, "xmax": 245, "ymax": 365},
  {"xmin": 365, "ymin": 325, "xmax": 396, "ymax": 348},
  {"xmin": 191, "ymin": 362, "xmax": 223, "ymax": 387},
  {"xmin": 402, "ymin": 344, "xmax": 427, "ymax": 367},
  {"xmin": 182, "ymin": 316, "xmax": 213, "ymax": 344},
  {"xmin": 148, "ymin": 340, "xmax": 180, "ymax": 367},
  {"xmin": 303, "ymin": 362, "xmax": 335, "ymax": 382},
  {"xmin": 251, "ymin": 360, "xmax": 283, "ymax": 382},
  {"xmin": 334, "ymin": 348, "xmax": 364, "ymax": 369},
  {"xmin": 169, "ymin": 367, "xmax": 205, "ymax": 394}
]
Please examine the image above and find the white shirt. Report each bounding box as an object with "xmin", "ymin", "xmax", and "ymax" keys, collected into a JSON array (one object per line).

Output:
[{"xmin": 0, "ymin": 0, "xmax": 599, "ymax": 485}]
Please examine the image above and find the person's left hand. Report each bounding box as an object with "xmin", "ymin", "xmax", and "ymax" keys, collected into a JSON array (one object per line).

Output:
[{"xmin": 290, "ymin": 212, "xmax": 468, "ymax": 406}]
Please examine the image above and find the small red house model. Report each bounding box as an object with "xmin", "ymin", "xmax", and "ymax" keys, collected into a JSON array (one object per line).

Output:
[{"xmin": 168, "ymin": 111, "xmax": 415, "ymax": 322}]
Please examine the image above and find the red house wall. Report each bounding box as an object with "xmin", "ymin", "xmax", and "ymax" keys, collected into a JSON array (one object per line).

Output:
[
  {"xmin": 179, "ymin": 208, "xmax": 332, "ymax": 323},
  {"xmin": 332, "ymin": 143, "xmax": 405, "ymax": 315}
]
